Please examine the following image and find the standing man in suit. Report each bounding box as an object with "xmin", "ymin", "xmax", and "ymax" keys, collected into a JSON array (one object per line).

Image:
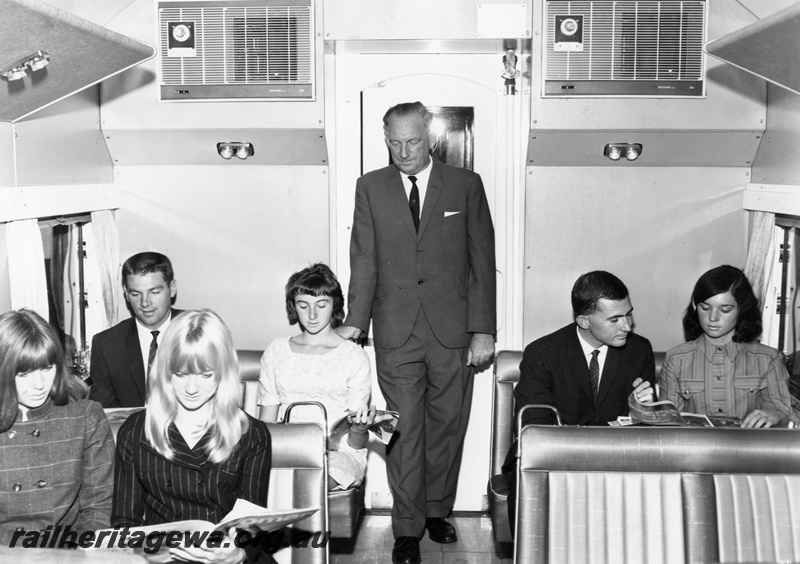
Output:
[
  {"xmin": 503, "ymin": 270, "xmax": 655, "ymax": 536},
  {"xmin": 90, "ymin": 252, "xmax": 181, "ymax": 408},
  {"xmin": 338, "ymin": 102, "xmax": 496, "ymax": 564}
]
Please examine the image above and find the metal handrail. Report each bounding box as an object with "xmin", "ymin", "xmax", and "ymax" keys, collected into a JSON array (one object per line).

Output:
[
  {"xmin": 516, "ymin": 404, "xmax": 563, "ymax": 449},
  {"xmin": 284, "ymin": 401, "xmax": 329, "ymax": 445}
]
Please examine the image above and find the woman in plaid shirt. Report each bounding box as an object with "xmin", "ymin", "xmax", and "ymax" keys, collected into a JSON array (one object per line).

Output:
[{"xmin": 660, "ymin": 265, "xmax": 797, "ymax": 428}]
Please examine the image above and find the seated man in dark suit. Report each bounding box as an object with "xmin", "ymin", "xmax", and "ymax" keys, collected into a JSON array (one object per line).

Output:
[
  {"xmin": 503, "ymin": 270, "xmax": 656, "ymax": 534},
  {"xmin": 89, "ymin": 252, "xmax": 182, "ymax": 407}
]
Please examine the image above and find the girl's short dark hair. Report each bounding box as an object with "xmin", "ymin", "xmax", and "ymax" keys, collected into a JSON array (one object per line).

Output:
[
  {"xmin": 0, "ymin": 309, "xmax": 88, "ymax": 433},
  {"xmin": 682, "ymin": 265, "xmax": 762, "ymax": 343},
  {"xmin": 284, "ymin": 263, "xmax": 345, "ymax": 326}
]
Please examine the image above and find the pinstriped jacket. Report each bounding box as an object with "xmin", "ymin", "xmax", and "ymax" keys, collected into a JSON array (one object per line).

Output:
[
  {"xmin": 112, "ymin": 409, "xmax": 272, "ymax": 527},
  {"xmin": 0, "ymin": 398, "xmax": 115, "ymax": 546}
]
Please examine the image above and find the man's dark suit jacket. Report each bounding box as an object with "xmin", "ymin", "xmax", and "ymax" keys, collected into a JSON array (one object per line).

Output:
[
  {"xmin": 90, "ymin": 309, "xmax": 182, "ymax": 408},
  {"xmin": 345, "ymin": 159, "xmax": 496, "ymax": 347},
  {"xmin": 503, "ymin": 322, "xmax": 656, "ymax": 533},
  {"xmin": 513, "ymin": 322, "xmax": 656, "ymax": 429}
]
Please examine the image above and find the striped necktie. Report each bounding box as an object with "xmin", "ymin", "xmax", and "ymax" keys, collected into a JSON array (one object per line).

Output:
[{"xmin": 589, "ymin": 349, "xmax": 600, "ymax": 402}]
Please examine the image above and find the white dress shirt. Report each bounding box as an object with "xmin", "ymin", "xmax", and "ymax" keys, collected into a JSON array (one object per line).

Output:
[
  {"xmin": 401, "ymin": 157, "xmax": 433, "ymax": 214},
  {"xmin": 576, "ymin": 326, "xmax": 608, "ymax": 385}
]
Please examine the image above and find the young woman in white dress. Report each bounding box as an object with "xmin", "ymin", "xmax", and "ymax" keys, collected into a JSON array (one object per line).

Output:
[{"xmin": 258, "ymin": 263, "xmax": 392, "ymax": 490}]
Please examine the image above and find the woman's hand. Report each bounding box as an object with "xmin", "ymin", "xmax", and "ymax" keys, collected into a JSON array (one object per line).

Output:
[
  {"xmin": 741, "ymin": 409, "xmax": 782, "ymax": 428},
  {"xmin": 349, "ymin": 405, "xmax": 376, "ymax": 434},
  {"xmin": 169, "ymin": 527, "xmax": 246, "ymax": 564},
  {"xmin": 346, "ymin": 405, "xmax": 395, "ymax": 450}
]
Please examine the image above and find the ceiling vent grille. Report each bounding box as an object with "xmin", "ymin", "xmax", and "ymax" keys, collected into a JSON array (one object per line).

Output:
[
  {"xmin": 157, "ymin": 0, "xmax": 314, "ymax": 101},
  {"xmin": 543, "ymin": 0, "xmax": 706, "ymax": 97}
]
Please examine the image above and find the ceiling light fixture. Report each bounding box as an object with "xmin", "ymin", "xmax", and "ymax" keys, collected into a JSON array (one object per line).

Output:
[
  {"xmin": 604, "ymin": 143, "xmax": 643, "ymax": 162},
  {"xmin": 0, "ymin": 50, "xmax": 50, "ymax": 81},
  {"xmin": 217, "ymin": 142, "xmax": 254, "ymax": 160}
]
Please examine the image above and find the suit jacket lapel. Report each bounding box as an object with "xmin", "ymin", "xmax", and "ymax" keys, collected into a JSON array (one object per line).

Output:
[
  {"xmin": 417, "ymin": 159, "xmax": 442, "ymax": 240},
  {"xmin": 387, "ymin": 168, "xmax": 419, "ymax": 238},
  {"xmin": 567, "ymin": 329, "xmax": 594, "ymax": 402},
  {"xmin": 125, "ymin": 320, "xmax": 147, "ymax": 404}
]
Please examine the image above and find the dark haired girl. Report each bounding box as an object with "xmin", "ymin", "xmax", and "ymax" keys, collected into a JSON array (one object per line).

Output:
[
  {"xmin": 0, "ymin": 309, "xmax": 114, "ymax": 545},
  {"xmin": 258, "ymin": 263, "xmax": 391, "ymax": 490},
  {"xmin": 660, "ymin": 266, "xmax": 796, "ymax": 428}
]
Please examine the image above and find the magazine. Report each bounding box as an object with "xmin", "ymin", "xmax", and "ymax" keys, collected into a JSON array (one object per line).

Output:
[
  {"xmin": 120, "ymin": 499, "xmax": 319, "ymax": 536},
  {"xmin": 87, "ymin": 500, "xmax": 319, "ymax": 562},
  {"xmin": 328, "ymin": 409, "xmax": 399, "ymax": 446},
  {"xmin": 103, "ymin": 407, "xmax": 145, "ymax": 427},
  {"xmin": 622, "ymin": 392, "xmax": 741, "ymax": 427}
]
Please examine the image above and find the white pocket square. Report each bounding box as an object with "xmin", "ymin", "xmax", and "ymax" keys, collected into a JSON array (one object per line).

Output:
[{"xmin": 444, "ymin": 211, "xmax": 461, "ymax": 217}]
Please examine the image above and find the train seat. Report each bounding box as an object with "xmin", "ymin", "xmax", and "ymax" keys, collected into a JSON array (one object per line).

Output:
[
  {"xmin": 515, "ymin": 425, "xmax": 800, "ymax": 564},
  {"xmin": 487, "ymin": 349, "xmax": 667, "ymax": 543},
  {"xmin": 266, "ymin": 421, "xmax": 329, "ymax": 564},
  {"xmin": 237, "ymin": 350, "xmax": 365, "ymax": 540}
]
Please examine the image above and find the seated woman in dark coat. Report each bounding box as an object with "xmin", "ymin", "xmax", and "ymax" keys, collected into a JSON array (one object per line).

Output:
[
  {"xmin": 660, "ymin": 265, "xmax": 797, "ymax": 428},
  {"xmin": 0, "ymin": 309, "xmax": 114, "ymax": 546},
  {"xmin": 113, "ymin": 309, "xmax": 272, "ymax": 563}
]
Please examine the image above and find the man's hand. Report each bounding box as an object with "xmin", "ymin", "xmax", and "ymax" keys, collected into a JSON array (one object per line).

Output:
[
  {"xmin": 467, "ymin": 333, "xmax": 495, "ymax": 367},
  {"xmin": 631, "ymin": 378, "xmax": 655, "ymax": 404},
  {"xmin": 742, "ymin": 408, "xmax": 782, "ymax": 428},
  {"xmin": 336, "ymin": 325, "xmax": 363, "ymax": 341}
]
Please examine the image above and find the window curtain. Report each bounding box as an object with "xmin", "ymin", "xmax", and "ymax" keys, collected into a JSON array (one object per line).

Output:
[
  {"xmin": 90, "ymin": 210, "xmax": 120, "ymax": 329},
  {"xmin": 6, "ymin": 219, "xmax": 48, "ymax": 317},
  {"xmin": 743, "ymin": 211, "xmax": 778, "ymax": 345},
  {"xmin": 50, "ymin": 224, "xmax": 70, "ymax": 335}
]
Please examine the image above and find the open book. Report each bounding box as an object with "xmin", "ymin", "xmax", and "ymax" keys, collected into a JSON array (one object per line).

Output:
[
  {"xmin": 328, "ymin": 409, "xmax": 399, "ymax": 446},
  {"xmin": 619, "ymin": 392, "xmax": 741, "ymax": 427}
]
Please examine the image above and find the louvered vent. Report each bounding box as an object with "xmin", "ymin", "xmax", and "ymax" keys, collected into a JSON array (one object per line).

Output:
[
  {"xmin": 543, "ymin": 0, "xmax": 706, "ymax": 97},
  {"xmin": 158, "ymin": 0, "xmax": 314, "ymax": 101}
]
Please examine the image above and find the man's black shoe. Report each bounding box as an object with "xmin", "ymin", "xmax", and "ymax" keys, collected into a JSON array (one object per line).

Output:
[
  {"xmin": 425, "ymin": 517, "xmax": 457, "ymax": 543},
  {"xmin": 392, "ymin": 536, "xmax": 421, "ymax": 564}
]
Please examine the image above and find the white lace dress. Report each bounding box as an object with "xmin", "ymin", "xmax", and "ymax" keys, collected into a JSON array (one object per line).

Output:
[{"xmin": 257, "ymin": 337, "xmax": 371, "ymax": 489}]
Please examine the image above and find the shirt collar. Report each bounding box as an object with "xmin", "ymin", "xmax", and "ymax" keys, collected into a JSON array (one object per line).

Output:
[
  {"xmin": 135, "ymin": 311, "xmax": 172, "ymax": 339},
  {"xmin": 401, "ymin": 156, "xmax": 433, "ymax": 187},
  {"xmin": 576, "ymin": 326, "xmax": 608, "ymax": 357},
  {"xmin": 18, "ymin": 398, "xmax": 54, "ymax": 422},
  {"xmin": 698, "ymin": 334, "xmax": 742, "ymax": 362}
]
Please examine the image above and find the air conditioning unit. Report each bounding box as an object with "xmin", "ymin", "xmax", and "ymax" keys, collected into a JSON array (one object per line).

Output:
[
  {"xmin": 543, "ymin": 0, "xmax": 707, "ymax": 97},
  {"xmin": 157, "ymin": 0, "xmax": 314, "ymax": 101}
]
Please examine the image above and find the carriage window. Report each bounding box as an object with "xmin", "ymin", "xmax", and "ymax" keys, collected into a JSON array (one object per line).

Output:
[
  {"xmin": 39, "ymin": 215, "xmax": 104, "ymax": 380},
  {"xmin": 774, "ymin": 218, "xmax": 799, "ymax": 403}
]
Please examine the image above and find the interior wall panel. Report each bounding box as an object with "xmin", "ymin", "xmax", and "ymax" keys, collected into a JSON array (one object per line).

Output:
[
  {"xmin": 12, "ymin": 89, "xmax": 113, "ymax": 187},
  {"xmin": 113, "ymin": 165, "xmax": 329, "ymax": 350},
  {"xmin": 0, "ymin": 124, "xmax": 13, "ymax": 187},
  {"xmin": 0, "ymin": 225, "xmax": 11, "ymax": 313},
  {"xmin": 523, "ymin": 166, "xmax": 749, "ymax": 353},
  {"xmin": 752, "ymin": 86, "xmax": 800, "ymax": 185}
]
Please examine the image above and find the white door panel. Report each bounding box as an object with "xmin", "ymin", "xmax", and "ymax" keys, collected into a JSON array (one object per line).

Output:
[{"xmin": 333, "ymin": 52, "xmax": 527, "ymax": 512}]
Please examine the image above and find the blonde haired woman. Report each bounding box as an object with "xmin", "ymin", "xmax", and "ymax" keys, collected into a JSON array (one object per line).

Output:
[{"xmin": 113, "ymin": 309, "xmax": 272, "ymax": 564}]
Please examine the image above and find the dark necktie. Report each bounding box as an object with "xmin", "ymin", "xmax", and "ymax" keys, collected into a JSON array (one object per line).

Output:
[
  {"xmin": 589, "ymin": 349, "xmax": 600, "ymax": 402},
  {"xmin": 148, "ymin": 330, "xmax": 160, "ymax": 374},
  {"xmin": 408, "ymin": 175, "xmax": 420, "ymax": 231}
]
